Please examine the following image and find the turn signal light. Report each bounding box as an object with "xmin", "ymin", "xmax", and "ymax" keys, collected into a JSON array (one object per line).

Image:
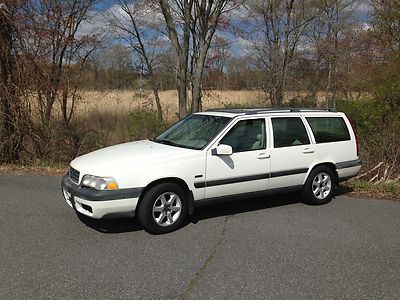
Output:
[{"xmin": 108, "ymin": 182, "xmax": 118, "ymax": 190}]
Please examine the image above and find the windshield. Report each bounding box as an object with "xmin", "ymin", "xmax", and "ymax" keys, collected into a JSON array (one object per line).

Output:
[{"xmin": 153, "ymin": 114, "xmax": 231, "ymax": 150}]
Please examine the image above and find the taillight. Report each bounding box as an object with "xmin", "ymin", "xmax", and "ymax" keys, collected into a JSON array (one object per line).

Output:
[{"xmin": 345, "ymin": 113, "xmax": 359, "ymax": 157}]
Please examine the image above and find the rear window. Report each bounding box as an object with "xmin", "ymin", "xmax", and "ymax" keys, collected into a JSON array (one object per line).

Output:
[
  {"xmin": 271, "ymin": 117, "xmax": 310, "ymax": 148},
  {"xmin": 306, "ymin": 117, "xmax": 350, "ymax": 143}
]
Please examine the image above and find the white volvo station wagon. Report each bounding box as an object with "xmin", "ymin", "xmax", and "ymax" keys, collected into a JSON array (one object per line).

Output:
[{"xmin": 62, "ymin": 108, "xmax": 361, "ymax": 233}]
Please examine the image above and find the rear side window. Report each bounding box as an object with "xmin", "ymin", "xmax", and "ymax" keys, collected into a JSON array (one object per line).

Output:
[
  {"xmin": 306, "ymin": 117, "xmax": 350, "ymax": 143},
  {"xmin": 271, "ymin": 117, "xmax": 310, "ymax": 148}
]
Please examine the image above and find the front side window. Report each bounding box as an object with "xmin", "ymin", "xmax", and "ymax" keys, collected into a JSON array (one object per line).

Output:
[
  {"xmin": 153, "ymin": 114, "xmax": 231, "ymax": 150},
  {"xmin": 306, "ymin": 117, "xmax": 350, "ymax": 143},
  {"xmin": 220, "ymin": 119, "xmax": 266, "ymax": 152},
  {"xmin": 272, "ymin": 117, "xmax": 310, "ymax": 148}
]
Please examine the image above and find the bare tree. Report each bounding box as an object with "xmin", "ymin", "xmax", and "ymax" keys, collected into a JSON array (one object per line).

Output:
[
  {"xmin": 107, "ymin": 0, "xmax": 164, "ymax": 120},
  {"xmin": 159, "ymin": 0, "xmax": 192, "ymax": 117},
  {"xmin": 372, "ymin": 0, "xmax": 400, "ymax": 51},
  {"xmin": 20, "ymin": 0, "xmax": 98, "ymax": 126},
  {"xmin": 320, "ymin": 0, "xmax": 358, "ymax": 108},
  {"xmin": 304, "ymin": 0, "xmax": 359, "ymax": 108},
  {"xmin": 205, "ymin": 36, "xmax": 230, "ymax": 89},
  {"xmin": 190, "ymin": 0, "xmax": 231, "ymax": 112},
  {"xmin": 245, "ymin": 0, "xmax": 319, "ymax": 106},
  {"xmin": 0, "ymin": 1, "xmax": 31, "ymax": 162},
  {"xmin": 371, "ymin": 0, "xmax": 400, "ymax": 109},
  {"xmin": 304, "ymin": 7, "xmax": 328, "ymax": 106},
  {"xmin": 159, "ymin": 0, "xmax": 233, "ymax": 117}
]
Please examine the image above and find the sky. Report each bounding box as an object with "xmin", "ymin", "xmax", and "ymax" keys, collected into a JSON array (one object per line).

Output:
[{"xmin": 80, "ymin": 0, "xmax": 373, "ymax": 58}]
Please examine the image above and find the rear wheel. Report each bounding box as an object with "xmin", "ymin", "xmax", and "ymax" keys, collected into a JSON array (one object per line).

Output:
[
  {"xmin": 302, "ymin": 166, "xmax": 336, "ymax": 205},
  {"xmin": 137, "ymin": 183, "xmax": 187, "ymax": 234}
]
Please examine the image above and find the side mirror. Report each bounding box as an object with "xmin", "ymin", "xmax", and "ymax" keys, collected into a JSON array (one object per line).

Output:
[{"xmin": 215, "ymin": 144, "xmax": 233, "ymax": 156}]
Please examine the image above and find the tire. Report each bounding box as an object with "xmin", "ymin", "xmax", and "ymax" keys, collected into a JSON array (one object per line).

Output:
[
  {"xmin": 137, "ymin": 183, "xmax": 188, "ymax": 234},
  {"xmin": 302, "ymin": 166, "xmax": 336, "ymax": 205}
]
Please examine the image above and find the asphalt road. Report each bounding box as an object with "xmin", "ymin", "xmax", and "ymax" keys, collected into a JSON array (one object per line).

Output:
[{"xmin": 1, "ymin": 173, "xmax": 400, "ymax": 299}]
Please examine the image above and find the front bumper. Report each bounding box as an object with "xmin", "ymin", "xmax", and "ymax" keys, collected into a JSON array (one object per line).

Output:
[{"xmin": 61, "ymin": 175, "xmax": 143, "ymax": 219}]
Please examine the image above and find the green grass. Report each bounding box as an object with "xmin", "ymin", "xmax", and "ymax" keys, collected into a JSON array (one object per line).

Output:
[{"xmin": 343, "ymin": 179, "xmax": 400, "ymax": 201}]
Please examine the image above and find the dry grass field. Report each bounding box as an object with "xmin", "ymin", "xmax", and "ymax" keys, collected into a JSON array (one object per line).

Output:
[
  {"xmin": 43, "ymin": 89, "xmax": 326, "ymax": 146},
  {"xmin": 25, "ymin": 89, "xmax": 332, "ymax": 160},
  {"xmin": 69, "ymin": 89, "xmax": 329, "ymax": 121},
  {"xmin": 73, "ymin": 89, "xmax": 267, "ymax": 121}
]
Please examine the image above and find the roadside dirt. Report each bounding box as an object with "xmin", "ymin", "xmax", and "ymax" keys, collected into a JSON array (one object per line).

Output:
[{"xmin": 0, "ymin": 163, "xmax": 67, "ymax": 176}]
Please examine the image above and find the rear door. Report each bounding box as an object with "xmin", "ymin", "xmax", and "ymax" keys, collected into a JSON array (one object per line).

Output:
[
  {"xmin": 202, "ymin": 117, "xmax": 271, "ymax": 199},
  {"xmin": 268, "ymin": 116, "xmax": 315, "ymax": 190}
]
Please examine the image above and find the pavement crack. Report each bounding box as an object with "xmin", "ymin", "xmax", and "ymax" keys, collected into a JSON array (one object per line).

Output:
[{"xmin": 180, "ymin": 215, "xmax": 231, "ymax": 300}]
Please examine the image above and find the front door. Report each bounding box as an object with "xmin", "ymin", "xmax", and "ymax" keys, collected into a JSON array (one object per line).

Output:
[{"xmin": 203, "ymin": 118, "xmax": 270, "ymax": 199}]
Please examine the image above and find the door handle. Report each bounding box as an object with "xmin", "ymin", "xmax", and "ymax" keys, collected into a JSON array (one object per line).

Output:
[
  {"xmin": 303, "ymin": 148, "xmax": 314, "ymax": 154},
  {"xmin": 258, "ymin": 153, "xmax": 271, "ymax": 159}
]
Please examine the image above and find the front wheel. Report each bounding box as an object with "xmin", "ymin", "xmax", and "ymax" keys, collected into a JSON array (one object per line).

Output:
[
  {"xmin": 302, "ymin": 166, "xmax": 336, "ymax": 205},
  {"xmin": 137, "ymin": 183, "xmax": 188, "ymax": 234}
]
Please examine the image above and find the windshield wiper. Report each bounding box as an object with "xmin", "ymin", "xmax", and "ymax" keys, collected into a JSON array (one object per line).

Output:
[
  {"xmin": 150, "ymin": 138, "xmax": 200, "ymax": 150},
  {"xmin": 151, "ymin": 138, "xmax": 180, "ymax": 147}
]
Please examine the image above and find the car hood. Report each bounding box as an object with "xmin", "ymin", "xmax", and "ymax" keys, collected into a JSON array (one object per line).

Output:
[{"xmin": 70, "ymin": 139, "xmax": 196, "ymax": 176}]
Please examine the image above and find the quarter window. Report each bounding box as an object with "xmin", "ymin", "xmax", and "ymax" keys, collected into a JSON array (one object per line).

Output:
[
  {"xmin": 306, "ymin": 117, "xmax": 350, "ymax": 143},
  {"xmin": 220, "ymin": 119, "xmax": 266, "ymax": 152},
  {"xmin": 272, "ymin": 117, "xmax": 310, "ymax": 148}
]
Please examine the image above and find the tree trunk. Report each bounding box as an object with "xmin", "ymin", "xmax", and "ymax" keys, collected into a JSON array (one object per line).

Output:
[
  {"xmin": 177, "ymin": 68, "xmax": 188, "ymax": 118},
  {"xmin": 325, "ymin": 59, "xmax": 332, "ymax": 108},
  {"xmin": 45, "ymin": 92, "xmax": 55, "ymax": 125},
  {"xmin": 62, "ymin": 83, "xmax": 69, "ymax": 124},
  {"xmin": 149, "ymin": 75, "xmax": 163, "ymax": 120},
  {"xmin": 274, "ymin": 81, "xmax": 284, "ymax": 107},
  {"xmin": 0, "ymin": 3, "xmax": 24, "ymax": 162},
  {"xmin": 191, "ymin": 40, "xmax": 207, "ymax": 112},
  {"xmin": 271, "ymin": 65, "xmax": 286, "ymax": 107},
  {"xmin": 159, "ymin": 0, "xmax": 190, "ymax": 118},
  {"xmin": 331, "ymin": 29, "xmax": 339, "ymax": 109}
]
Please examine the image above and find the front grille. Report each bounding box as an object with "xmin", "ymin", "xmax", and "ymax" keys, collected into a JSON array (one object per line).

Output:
[{"xmin": 69, "ymin": 167, "xmax": 80, "ymax": 184}]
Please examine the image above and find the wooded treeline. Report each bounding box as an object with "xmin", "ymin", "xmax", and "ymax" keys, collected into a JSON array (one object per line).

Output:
[{"xmin": 0, "ymin": 0, "xmax": 399, "ymax": 178}]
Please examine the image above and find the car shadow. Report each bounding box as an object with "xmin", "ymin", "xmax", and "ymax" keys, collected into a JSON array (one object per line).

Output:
[
  {"xmin": 336, "ymin": 183, "xmax": 354, "ymax": 196},
  {"xmin": 190, "ymin": 193, "xmax": 301, "ymax": 224},
  {"xmin": 77, "ymin": 193, "xmax": 302, "ymax": 234},
  {"xmin": 77, "ymin": 213, "xmax": 143, "ymax": 234}
]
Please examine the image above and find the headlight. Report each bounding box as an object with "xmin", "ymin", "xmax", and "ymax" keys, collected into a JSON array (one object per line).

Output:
[{"xmin": 81, "ymin": 175, "xmax": 119, "ymax": 190}]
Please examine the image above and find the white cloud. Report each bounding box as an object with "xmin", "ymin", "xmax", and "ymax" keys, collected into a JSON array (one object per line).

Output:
[
  {"xmin": 230, "ymin": 36, "xmax": 253, "ymax": 57},
  {"xmin": 77, "ymin": 2, "xmax": 165, "ymax": 40},
  {"xmin": 77, "ymin": 10, "xmax": 109, "ymax": 38}
]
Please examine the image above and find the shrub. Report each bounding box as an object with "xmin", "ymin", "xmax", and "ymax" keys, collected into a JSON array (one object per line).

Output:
[
  {"xmin": 284, "ymin": 95, "xmax": 316, "ymax": 108},
  {"xmin": 336, "ymin": 97, "xmax": 400, "ymax": 180},
  {"xmin": 129, "ymin": 109, "xmax": 168, "ymax": 140}
]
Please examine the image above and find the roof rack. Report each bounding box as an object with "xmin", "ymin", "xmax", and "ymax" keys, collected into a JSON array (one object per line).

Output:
[
  {"xmin": 288, "ymin": 108, "xmax": 337, "ymax": 113},
  {"xmin": 205, "ymin": 107, "xmax": 337, "ymax": 115}
]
